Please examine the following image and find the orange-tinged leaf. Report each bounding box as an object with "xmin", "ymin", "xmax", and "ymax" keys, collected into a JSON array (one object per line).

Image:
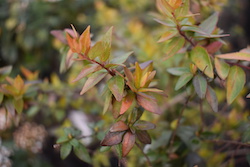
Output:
[
  {"xmin": 226, "ymin": 66, "xmax": 246, "ymax": 104},
  {"xmin": 72, "ymin": 64, "xmax": 102, "ymax": 83},
  {"xmin": 216, "ymin": 52, "xmax": 250, "ymax": 61},
  {"xmin": 158, "ymin": 31, "xmax": 178, "ymax": 43},
  {"xmin": 80, "ymin": 25, "xmax": 91, "ymax": 54},
  {"xmin": 136, "ymin": 130, "xmax": 151, "ymax": 144},
  {"xmin": 169, "ymin": 0, "xmax": 182, "ymax": 9},
  {"xmin": 110, "ymin": 121, "xmax": 129, "ymax": 132},
  {"xmin": 124, "ymin": 67, "xmax": 134, "ymax": 84},
  {"xmin": 100, "ymin": 131, "xmax": 125, "ymax": 146},
  {"xmin": 112, "ymin": 98, "xmax": 122, "ymax": 119},
  {"xmin": 122, "ymin": 132, "xmax": 135, "ymax": 157},
  {"xmin": 120, "ymin": 91, "xmax": 135, "ymax": 114},
  {"xmin": 14, "ymin": 75, "xmax": 24, "ymax": 92},
  {"xmin": 20, "ymin": 66, "xmax": 39, "ymax": 80},
  {"xmin": 214, "ymin": 58, "xmax": 230, "ymax": 80},
  {"xmin": 66, "ymin": 33, "xmax": 78, "ymax": 53},
  {"xmin": 107, "ymin": 75, "xmax": 124, "ymax": 102},
  {"xmin": 140, "ymin": 72, "xmax": 150, "ymax": 88},
  {"xmin": 80, "ymin": 72, "xmax": 107, "ymax": 95},
  {"xmin": 137, "ymin": 94, "xmax": 162, "ymax": 115},
  {"xmin": 190, "ymin": 46, "xmax": 214, "ymax": 78}
]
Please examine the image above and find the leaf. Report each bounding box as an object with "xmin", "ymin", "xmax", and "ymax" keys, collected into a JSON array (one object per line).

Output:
[
  {"xmin": 190, "ymin": 46, "xmax": 214, "ymax": 78},
  {"xmin": 122, "ymin": 132, "xmax": 135, "ymax": 157},
  {"xmin": 164, "ymin": 37, "xmax": 185, "ymax": 60},
  {"xmin": 0, "ymin": 93, "xmax": 3, "ymax": 104},
  {"xmin": 137, "ymin": 93, "xmax": 162, "ymax": 115},
  {"xmin": 73, "ymin": 143, "xmax": 92, "ymax": 164},
  {"xmin": 214, "ymin": 58, "xmax": 230, "ymax": 80},
  {"xmin": 134, "ymin": 120, "xmax": 156, "ymax": 130},
  {"xmin": 192, "ymin": 74, "xmax": 207, "ymax": 99},
  {"xmin": 60, "ymin": 142, "xmax": 72, "ymax": 159},
  {"xmin": 206, "ymin": 86, "xmax": 218, "ymax": 112},
  {"xmin": 174, "ymin": 73, "xmax": 193, "ymax": 90},
  {"xmin": 110, "ymin": 121, "xmax": 129, "ymax": 132},
  {"xmin": 56, "ymin": 136, "xmax": 69, "ymax": 144},
  {"xmin": 0, "ymin": 66, "xmax": 12, "ymax": 81},
  {"xmin": 111, "ymin": 51, "xmax": 133, "ymax": 64},
  {"xmin": 100, "ymin": 131, "xmax": 125, "ymax": 146},
  {"xmin": 181, "ymin": 25, "xmax": 208, "ymax": 35},
  {"xmin": 107, "ymin": 75, "xmax": 124, "ymax": 102},
  {"xmin": 158, "ymin": 31, "xmax": 178, "ymax": 43},
  {"xmin": 226, "ymin": 66, "xmax": 246, "ymax": 104},
  {"xmin": 112, "ymin": 99, "xmax": 122, "ymax": 119},
  {"xmin": 14, "ymin": 75, "xmax": 24, "ymax": 92},
  {"xmin": 100, "ymin": 146, "xmax": 111, "ymax": 152},
  {"xmin": 101, "ymin": 27, "xmax": 113, "ymax": 62},
  {"xmin": 13, "ymin": 98, "xmax": 24, "ymax": 114},
  {"xmin": 156, "ymin": 0, "xmax": 173, "ymax": 17},
  {"xmin": 4, "ymin": 99, "xmax": 15, "ymax": 116},
  {"xmin": 168, "ymin": 0, "xmax": 182, "ymax": 9},
  {"xmin": 72, "ymin": 64, "xmax": 102, "ymax": 82},
  {"xmin": 120, "ymin": 91, "xmax": 135, "ymax": 114},
  {"xmin": 216, "ymin": 52, "xmax": 250, "ymax": 61},
  {"xmin": 135, "ymin": 62, "xmax": 142, "ymax": 89},
  {"xmin": 175, "ymin": 0, "xmax": 189, "ymax": 17},
  {"xmin": 167, "ymin": 67, "xmax": 190, "ymax": 76},
  {"xmin": 69, "ymin": 138, "xmax": 79, "ymax": 147},
  {"xmin": 154, "ymin": 18, "xmax": 176, "ymax": 28},
  {"xmin": 138, "ymin": 88, "xmax": 164, "ymax": 93},
  {"xmin": 88, "ymin": 41, "xmax": 105, "ymax": 60},
  {"xmin": 136, "ymin": 130, "xmax": 151, "ymax": 144},
  {"xmin": 103, "ymin": 91, "xmax": 112, "ymax": 114},
  {"xmin": 206, "ymin": 41, "xmax": 223, "ymax": 54},
  {"xmin": 79, "ymin": 25, "xmax": 91, "ymax": 54},
  {"xmin": 196, "ymin": 12, "xmax": 219, "ymax": 35},
  {"xmin": 80, "ymin": 72, "xmax": 107, "ymax": 95}
]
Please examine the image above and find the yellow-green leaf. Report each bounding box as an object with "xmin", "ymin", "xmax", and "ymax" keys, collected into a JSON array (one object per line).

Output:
[
  {"xmin": 135, "ymin": 62, "xmax": 142, "ymax": 89},
  {"xmin": 214, "ymin": 58, "xmax": 230, "ymax": 80},
  {"xmin": 101, "ymin": 27, "xmax": 113, "ymax": 62},
  {"xmin": 216, "ymin": 52, "xmax": 250, "ymax": 61},
  {"xmin": 175, "ymin": 73, "xmax": 193, "ymax": 90},
  {"xmin": 164, "ymin": 37, "xmax": 185, "ymax": 60},
  {"xmin": 158, "ymin": 31, "xmax": 178, "ymax": 43},
  {"xmin": 14, "ymin": 98, "xmax": 24, "ymax": 114},
  {"xmin": 103, "ymin": 90, "xmax": 112, "ymax": 115},
  {"xmin": 107, "ymin": 75, "xmax": 124, "ymax": 102},
  {"xmin": 88, "ymin": 41, "xmax": 105, "ymax": 60},
  {"xmin": 190, "ymin": 46, "xmax": 214, "ymax": 78},
  {"xmin": 226, "ymin": 66, "xmax": 246, "ymax": 104},
  {"xmin": 192, "ymin": 74, "xmax": 207, "ymax": 99},
  {"xmin": 111, "ymin": 51, "xmax": 133, "ymax": 64}
]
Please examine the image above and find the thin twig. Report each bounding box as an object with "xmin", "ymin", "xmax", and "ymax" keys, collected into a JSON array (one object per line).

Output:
[
  {"xmin": 206, "ymin": 139, "xmax": 250, "ymax": 147},
  {"xmin": 135, "ymin": 142, "xmax": 152, "ymax": 167},
  {"xmin": 226, "ymin": 62, "xmax": 250, "ymax": 70},
  {"xmin": 168, "ymin": 95, "xmax": 191, "ymax": 153}
]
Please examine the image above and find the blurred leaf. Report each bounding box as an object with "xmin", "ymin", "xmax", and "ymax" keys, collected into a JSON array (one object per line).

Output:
[
  {"xmin": 137, "ymin": 93, "xmax": 162, "ymax": 114},
  {"xmin": 115, "ymin": 143, "xmax": 123, "ymax": 159},
  {"xmin": 112, "ymin": 99, "xmax": 122, "ymax": 119},
  {"xmin": 72, "ymin": 64, "xmax": 101, "ymax": 83},
  {"xmin": 196, "ymin": 12, "xmax": 219, "ymax": 35},
  {"xmin": 110, "ymin": 121, "xmax": 129, "ymax": 132},
  {"xmin": 60, "ymin": 142, "xmax": 72, "ymax": 159},
  {"xmin": 100, "ymin": 146, "xmax": 111, "ymax": 152},
  {"xmin": 120, "ymin": 91, "xmax": 135, "ymax": 114},
  {"xmin": 226, "ymin": 66, "xmax": 245, "ymax": 104},
  {"xmin": 4, "ymin": 99, "xmax": 15, "ymax": 116},
  {"xmin": 70, "ymin": 138, "xmax": 79, "ymax": 147},
  {"xmin": 108, "ymin": 75, "xmax": 124, "ymax": 102},
  {"xmin": 134, "ymin": 120, "xmax": 156, "ymax": 130},
  {"xmin": 156, "ymin": 0, "xmax": 173, "ymax": 17},
  {"xmin": 111, "ymin": 51, "xmax": 133, "ymax": 64},
  {"xmin": 138, "ymin": 88, "xmax": 164, "ymax": 93},
  {"xmin": 206, "ymin": 86, "xmax": 218, "ymax": 112},
  {"xmin": 164, "ymin": 37, "xmax": 185, "ymax": 60},
  {"xmin": 190, "ymin": 46, "xmax": 214, "ymax": 78},
  {"xmin": 101, "ymin": 27, "xmax": 113, "ymax": 62},
  {"xmin": 215, "ymin": 58, "xmax": 230, "ymax": 80},
  {"xmin": 56, "ymin": 136, "xmax": 69, "ymax": 144},
  {"xmin": 0, "ymin": 66, "xmax": 12, "ymax": 81},
  {"xmin": 216, "ymin": 52, "xmax": 250, "ymax": 61},
  {"xmin": 192, "ymin": 74, "xmax": 207, "ymax": 99},
  {"xmin": 181, "ymin": 25, "xmax": 208, "ymax": 35},
  {"xmin": 80, "ymin": 72, "xmax": 107, "ymax": 95},
  {"xmin": 242, "ymin": 129, "xmax": 250, "ymax": 143},
  {"xmin": 158, "ymin": 31, "xmax": 178, "ymax": 43},
  {"xmin": 79, "ymin": 25, "xmax": 91, "ymax": 54},
  {"xmin": 13, "ymin": 98, "xmax": 24, "ymax": 114},
  {"xmin": 50, "ymin": 30, "xmax": 67, "ymax": 44},
  {"xmin": 136, "ymin": 130, "xmax": 151, "ymax": 144},
  {"xmin": 167, "ymin": 67, "xmax": 190, "ymax": 76},
  {"xmin": 122, "ymin": 131, "xmax": 135, "ymax": 157},
  {"xmin": 88, "ymin": 41, "xmax": 105, "ymax": 60},
  {"xmin": 206, "ymin": 41, "xmax": 223, "ymax": 54},
  {"xmin": 73, "ymin": 143, "xmax": 92, "ymax": 164},
  {"xmin": 175, "ymin": 73, "xmax": 193, "ymax": 90},
  {"xmin": 175, "ymin": 0, "xmax": 189, "ymax": 17},
  {"xmin": 168, "ymin": 0, "xmax": 182, "ymax": 9},
  {"xmin": 100, "ymin": 131, "xmax": 125, "ymax": 146},
  {"xmin": 103, "ymin": 90, "xmax": 112, "ymax": 114},
  {"xmin": 135, "ymin": 62, "xmax": 142, "ymax": 89},
  {"xmin": 247, "ymin": 154, "xmax": 250, "ymax": 166}
]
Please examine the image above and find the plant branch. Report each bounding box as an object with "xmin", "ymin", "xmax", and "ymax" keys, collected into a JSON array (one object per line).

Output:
[
  {"xmin": 226, "ymin": 62, "xmax": 250, "ymax": 70},
  {"xmin": 168, "ymin": 95, "xmax": 191, "ymax": 153},
  {"xmin": 205, "ymin": 139, "xmax": 250, "ymax": 147},
  {"xmin": 135, "ymin": 142, "xmax": 152, "ymax": 167}
]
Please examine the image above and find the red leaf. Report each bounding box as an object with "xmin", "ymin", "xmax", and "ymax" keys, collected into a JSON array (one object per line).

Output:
[
  {"xmin": 206, "ymin": 41, "xmax": 223, "ymax": 54},
  {"xmin": 120, "ymin": 91, "xmax": 135, "ymax": 114},
  {"xmin": 80, "ymin": 26, "xmax": 91, "ymax": 54},
  {"xmin": 100, "ymin": 131, "xmax": 125, "ymax": 146},
  {"xmin": 136, "ymin": 94, "xmax": 162, "ymax": 115},
  {"xmin": 122, "ymin": 132, "xmax": 135, "ymax": 157},
  {"xmin": 136, "ymin": 130, "xmax": 151, "ymax": 144},
  {"xmin": 110, "ymin": 121, "xmax": 129, "ymax": 132}
]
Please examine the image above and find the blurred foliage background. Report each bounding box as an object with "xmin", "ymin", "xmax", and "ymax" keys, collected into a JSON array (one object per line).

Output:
[{"xmin": 1, "ymin": 0, "xmax": 250, "ymax": 167}]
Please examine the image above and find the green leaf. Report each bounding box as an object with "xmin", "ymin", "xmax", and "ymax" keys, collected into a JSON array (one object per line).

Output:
[
  {"xmin": 115, "ymin": 143, "xmax": 123, "ymax": 159},
  {"xmin": 88, "ymin": 41, "xmax": 105, "ymax": 60},
  {"xmin": 0, "ymin": 93, "xmax": 3, "ymax": 104},
  {"xmin": 100, "ymin": 146, "xmax": 111, "ymax": 152},
  {"xmin": 101, "ymin": 27, "xmax": 113, "ymax": 62},
  {"xmin": 197, "ymin": 12, "xmax": 219, "ymax": 35},
  {"xmin": 190, "ymin": 46, "xmax": 214, "ymax": 78},
  {"xmin": 103, "ymin": 90, "xmax": 112, "ymax": 114},
  {"xmin": 215, "ymin": 58, "xmax": 230, "ymax": 80},
  {"xmin": 158, "ymin": 31, "xmax": 178, "ymax": 43},
  {"xmin": 80, "ymin": 72, "xmax": 107, "ymax": 95},
  {"xmin": 174, "ymin": 73, "xmax": 193, "ymax": 90},
  {"xmin": 133, "ymin": 120, "xmax": 156, "ymax": 130},
  {"xmin": 226, "ymin": 66, "xmax": 246, "ymax": 104},
  {"xmin": 164, "ymin": 37, "xmax": 185, "ymax": 60},
  {"xmin": 69, "ymin": 138, "xmax": 79, "ymax": 147},
  {"xmin": 167, "ymin": 67, "xmax": 190, "ymax": 76},
  {"xmin": 216, "ymin": 52, "xmax": 250, "ymax": 61},
  {"xmin": 181, "ymin": 25, "xmax": 208, "ymax": 35},
  {"xmin": 192, "ymin": 74, "xmax": 207, "ymax": 99},
  {"xmin": 111, "ymin": 51, "xmax": 133, "ymax": 64},
  {"xmin": 73, "ymin": 143, "xmax": 92, "ymax": 164},
  {"xmin": 175, "ymin": 0, "xmax": 190, "ymax": 17},
  {"xmin": 0, "ymin": 66, "xmax": 12, "ymax": 81},
  {"xmin": 205, "ymin": 86, "xmax": 218, "ymax": 112},
  {"xmin": 72, "ymin": 64, "xmax": 102, "ymax": 82},
  {"xmin": 60, "ymin": 142, "xmax": 72, "ymax": 159},
  {"xmin": 107, "ymin": 75, "xmax": 124, "ymax": 102},
  {"xmin": 56, "ymin": 136, "xmax": 69, "ymax": 144},
  {"xmin": 13, "ymin": 98, "xmax": 24, "ymax": 114}
]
